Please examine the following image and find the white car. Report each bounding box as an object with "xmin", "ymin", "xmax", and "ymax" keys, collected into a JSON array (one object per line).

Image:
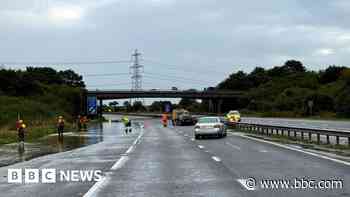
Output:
[{"xmin": 194, "ymin": 117, "xmax": 227, "ymax": 139}]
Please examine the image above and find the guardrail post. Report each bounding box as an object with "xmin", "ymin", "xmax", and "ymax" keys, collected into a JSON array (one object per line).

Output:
[
  {"xmin": 294, "ymin": 131, "xmax": 297, "ymax": 138},
  {"xmin": 336, "ymin": 136, "xmax": 340, "ymax": 145},
  {"xmin": 348, "ymin": 137, "xmax": 350, "ymax": 147},
  {"xmin": 281, "ymin": 129, "xmax": 284, "ymax": 136},
  {"xmin": 301, "ymin": 131, "xmax": 304, "ymax": 140},
  {"xmin": 317, "ymin": 133, "xmax": 320, "ymax": 144},
  {"xmin": 287, "ymin": 130, "xmax": 290, "ymax": 137},
  {"xmin": 308, "ymin": 132, "xmax": 312, "ymax": 142},
  {"xmin": 326, "ymin": 135, "xmax": 330, "ymax": 144}
]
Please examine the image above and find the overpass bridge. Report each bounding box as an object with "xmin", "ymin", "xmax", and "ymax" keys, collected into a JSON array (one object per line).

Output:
[{"xmin": 85, "ymin": 89, "xmax": 244, "ymax": 115}]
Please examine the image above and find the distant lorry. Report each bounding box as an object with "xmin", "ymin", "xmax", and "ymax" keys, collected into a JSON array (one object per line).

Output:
[{"xmin": 173, "ymin": 109, "xmax": 196, "ymax": 126}]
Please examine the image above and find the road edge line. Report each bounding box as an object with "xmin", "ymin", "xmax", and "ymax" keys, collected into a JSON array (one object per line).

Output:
[
  {"xmin": 83, "ymin": 130, "xmax": 144, "ymax": 197},
  {"xmin": 237, "ymin": 133, "xmax": 350, "ymax": 167}
]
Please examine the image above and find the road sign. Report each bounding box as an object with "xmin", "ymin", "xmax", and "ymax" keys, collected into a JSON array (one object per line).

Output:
[
  {"xmin": 87, "ymin": 96, "xmax": 97, "ymax": 115},
  {"xmin": 164, "ymin": 102, "xmax": 172, "ymax": 113}
]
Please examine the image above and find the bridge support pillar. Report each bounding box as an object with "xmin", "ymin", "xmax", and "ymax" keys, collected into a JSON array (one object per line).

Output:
[
  {"xmin": 208, "ymin": 99, "xmax": 214, "ymax": 113},
  {"xmin": 98, "ymin": 99, "xmax": 103, "ymax": 119},
  {"xmin": 217, "ymin": 99, "xmax": 223, "ymax": 115}
]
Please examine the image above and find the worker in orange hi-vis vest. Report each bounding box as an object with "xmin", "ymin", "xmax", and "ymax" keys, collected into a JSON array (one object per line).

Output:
[
  {"xmin": 161, "ymin": 113, "xmax": 168, "ymax": 127},
  {"xmin": 16, "ymin": 119, "xmax": 26, "ymax": 145}
]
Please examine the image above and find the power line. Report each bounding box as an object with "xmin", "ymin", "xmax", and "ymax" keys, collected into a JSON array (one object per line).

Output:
[
  {"xmin": 88, "ymin": 82, "xmax": 131, "ymax": 87},
  {"xmin": 0, "ymin": 60, "xmax": 132, "ymax": 65},
  {"xmin": 84, "ymin": 72, "xmax": 130, "ymax": 77},
  {"xmin": 82, "ymin": 71, "xmax": 214, "ymax": 83}
]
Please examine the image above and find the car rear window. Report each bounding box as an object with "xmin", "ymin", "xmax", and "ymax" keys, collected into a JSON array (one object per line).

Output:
[{"xmin": 198, "ymin": 117, "xmax": 219, "ymax": 123}]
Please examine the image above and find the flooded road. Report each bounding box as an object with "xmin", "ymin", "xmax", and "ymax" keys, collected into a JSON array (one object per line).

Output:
[{"xmin": 0, "ymin": 114, "xmax": 148, "ymax": 167}]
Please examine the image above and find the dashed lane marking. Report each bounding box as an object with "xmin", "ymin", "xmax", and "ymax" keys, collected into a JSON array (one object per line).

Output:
[
  {"xmin": 83, "ymin": 130, "xmax": 144, "ymax": 197},
  {"xmin": 225, "ymin": 142, "xmax": 241, "ymax": 150},
  {"xmin": 211, "ymin": 156, "xmax": 221, "ymax": 162}
]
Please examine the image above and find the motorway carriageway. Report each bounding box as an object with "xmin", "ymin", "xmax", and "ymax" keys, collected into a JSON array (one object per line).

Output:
[{"xmin": 0, "ymin": 114, "xmax": 348, "ymax": 197}]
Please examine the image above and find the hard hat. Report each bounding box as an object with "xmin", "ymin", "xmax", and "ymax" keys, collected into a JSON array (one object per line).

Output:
[
  {"xmin": 59, "ymin": 116, "xmax": 63, "ymax": 119},
  {"xmin": 18, "ymin": 120, "xmax": 23, "ymax": 123},
  {"xmin": 22, "ymin": 124, "xmax": 26, "ymax": 128}
]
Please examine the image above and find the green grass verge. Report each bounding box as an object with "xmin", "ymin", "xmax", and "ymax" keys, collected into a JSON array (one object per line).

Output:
[{"xmin": 0, "ymin": 123, "xmax": 75, "ymax": 145}]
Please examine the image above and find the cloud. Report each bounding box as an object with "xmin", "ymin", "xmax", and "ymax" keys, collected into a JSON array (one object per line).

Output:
[
  {"xmin": 48, "ymin": 5, "xmax": 84, "ymax": 22},
  {"xmin": 314, "ymin": 48, "xmax": 335, "ymax": 56},
  {"xmin": 1, "ymin": 0, "xmax": 350, "ymax": 89}
]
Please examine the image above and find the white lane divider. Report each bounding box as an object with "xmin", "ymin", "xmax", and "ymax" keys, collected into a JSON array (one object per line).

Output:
[
  {"xmin": 198, "ymin": 145, "xmax": 205, "ymax": 149},
  {"xmin": 225, "ymin": 142, "xmax": 241, "ymax": 150},
  {"xmin": 211, "ymin": 156, "xmax": 221, "ymax": 162},
  {"xmin": 83, "ymin": 129, "xmax": 144, "ymax": 197}
]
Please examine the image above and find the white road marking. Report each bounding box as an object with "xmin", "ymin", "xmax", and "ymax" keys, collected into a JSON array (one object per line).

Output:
[
  {"xmin": 237, "ymin": 179, "xmax": 256, "ymax": 191},
  {"xmin": 225, "ymin": 142, "xmax": 241, "ymax": 150},
  {"xmin": 198, "ymin": 145, "xmax": 205, "ymax": 149},
  {"xmin": 191, "ymin": 138, "xmax": 195, "ymax": 141},
  {"xmin": 238, "ymin": 134, "xmax": 350, "ymax": 167},
  {"xmin": 259, "ymin": 150, "xmax": 268, "ymax": 153},
  {"xmin": 83, "ymin": 129, "xmax": 144, "ymax": 197},
  {"xmin": 110, "ymin": 156, "xmax": 128, "ymax": 170},
  {"xmin": 211, "ymin": 156, "xmax": 221, "ymax": 162}
]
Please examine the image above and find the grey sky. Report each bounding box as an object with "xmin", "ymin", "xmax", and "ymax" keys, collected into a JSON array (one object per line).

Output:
[{"xmin": 1, "ymin": 0, "xmax": 350, "ymax": 90}]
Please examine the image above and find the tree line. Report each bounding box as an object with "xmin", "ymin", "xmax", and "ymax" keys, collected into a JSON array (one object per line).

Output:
[
  {"xmin": 0, "ymin": 67, "xmax": 85, "ymax": 127},
  {"xmin": 216, "ymin": 60, "xmax": 350, "ymax": 117}
]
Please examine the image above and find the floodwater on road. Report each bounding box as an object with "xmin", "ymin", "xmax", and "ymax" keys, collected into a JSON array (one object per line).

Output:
[{"xmin": 0, "ymin": 114, "xmax": 146, "ymax": 167}]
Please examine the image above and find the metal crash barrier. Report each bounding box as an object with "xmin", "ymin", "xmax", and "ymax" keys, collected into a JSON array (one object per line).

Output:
[{"xmin": 236, "ymin": 123, "xmax": 350, "ymax": 146}]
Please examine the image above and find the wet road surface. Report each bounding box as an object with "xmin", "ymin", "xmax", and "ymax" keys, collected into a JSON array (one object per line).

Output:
[
  {"xmin": 0, "ymin": 116, "xmax": 144, "ymax": 197},
  {"xmin": 0, "ymin": 115, "xmax": 349, "ymax": 197}
]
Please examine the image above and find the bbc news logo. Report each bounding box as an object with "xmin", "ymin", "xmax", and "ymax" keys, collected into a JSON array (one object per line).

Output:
[{"xmin": 8, "ymin": 169, "xmax": 103, "ymax": 184}]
